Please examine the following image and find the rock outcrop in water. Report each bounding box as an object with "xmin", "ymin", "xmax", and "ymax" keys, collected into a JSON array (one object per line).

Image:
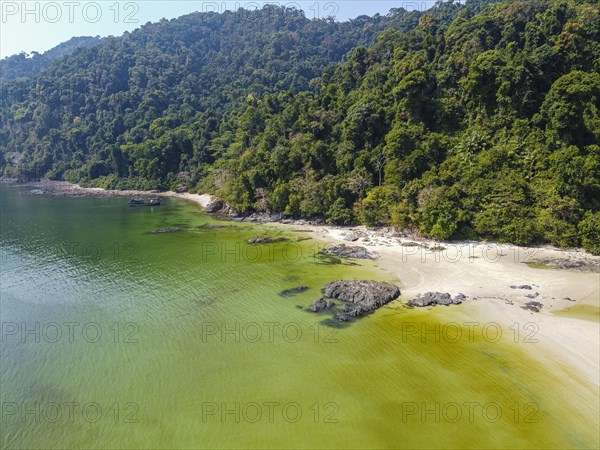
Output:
[
  {"xmin": 151, "ymin": 228, "xmax": 183, "ymax": 234},
  {"xmin": 248, "ymin": 236, "xmax": 288, "ymax": 244},
  {"xmin": 309, "ymin": 280, "xmax": 400, "ymax": 321},
  {"xmin": 319, "ymin": 244, "xmax": 379, "ymax": 260},
  {"xmin": 408, "ymin": 292, "xmax": 467, "ymax": 307}
]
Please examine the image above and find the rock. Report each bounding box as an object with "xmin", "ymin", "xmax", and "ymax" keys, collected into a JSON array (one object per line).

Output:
[
  {"xmin": 400, "ymin": 241, "xmax": 421, "ymax": 247},
  {"xmin": 342, "ymin": 232, "xmax": 361, "ymax": 242},
  {"xmin": 319, "ymin": 244, "xmax": 379, "ymax": 260},
  {"xmin": 279, "ymin": 286, "xmax": 309, "ymax": 297},
  {"xmin": 409, "ymin": 292, "xmax": 449, "ymax": 307},
  {"xmin": 308, "ymin": 297, "xmax": 336, "ymax": 312},
  {"xmin": 453, "ymin": 293, "xmax": 467, "ymax": 304},
  {"xmin": 510, "ymin": 285, "xmax": 532, "ymax": 290},
  {"xmin": 335, "ymin": 312, "xmax": 353, "ymax": 322},
  {"xmin": 248, "ymin": 236, "xmax": 287, "ymax": 244},
  {"xmin": 563, "ymin": 297, "xmax": 576, "ymax": 302},
  {"xmin": 204, "ymin": 198, "xmax": 224, "ymax": 213},
  {"xmin": 322, "ymin": 280, "xmax": 400, "ymax": 305},
  {"xmin": 409, "ymin": 292, "xmax": 468, "ymax": 307},
  {"xmin": 522, "ymin": 301, "xmax": 543, "ymax": 312},
  {"xmin": 308, "ymin": 280, "xmax": 400, "ymax": 321},
  {"xmin": 151, "ymin": 228, "xmax": 182, "ymax": 234},
  {"xmin": 524, "ymin": 292, "xmax": 539, "ymax": 299}
]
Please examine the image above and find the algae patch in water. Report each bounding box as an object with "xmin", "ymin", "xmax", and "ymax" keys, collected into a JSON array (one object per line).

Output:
[{"xmin": 552, "ymin": 304, "xmax": 600, "ymax": 322}]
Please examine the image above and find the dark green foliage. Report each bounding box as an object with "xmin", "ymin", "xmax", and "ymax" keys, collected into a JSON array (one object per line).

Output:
[{"xmin": 2, "ymin": 0, "xmax": 599, "ymax": 252}]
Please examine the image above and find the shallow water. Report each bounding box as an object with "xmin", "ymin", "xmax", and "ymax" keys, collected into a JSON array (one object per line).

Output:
[
  {"xmin": 1, "ymin": 184, "xmax": 598, "ymax": 449},
  {"xmin": 552, "ymin": 304, "xmax": 600, "ymax": 322}
]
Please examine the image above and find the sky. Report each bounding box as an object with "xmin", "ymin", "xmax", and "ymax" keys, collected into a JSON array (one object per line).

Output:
[{"xmin": 0, "ymin": 1, "xmax": 437, "ymax": 58}]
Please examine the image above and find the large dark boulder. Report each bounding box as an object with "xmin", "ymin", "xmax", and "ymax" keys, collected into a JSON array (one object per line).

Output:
[{"xmin": 308, "ymin": 280, "xmax": 400, "ymax": 321}]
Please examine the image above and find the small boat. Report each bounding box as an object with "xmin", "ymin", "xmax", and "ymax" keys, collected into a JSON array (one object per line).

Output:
[{"xmin": 128, "ymin": 198, "xmax": 161, "ymax": 207}]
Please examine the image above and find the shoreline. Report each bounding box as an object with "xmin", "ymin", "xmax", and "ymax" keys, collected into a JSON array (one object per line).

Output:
[
  {"xmin": 8, "ymin": 179, "xmax": 600, "ymax": 389},
  {"xmin": 14, "ymin": 179, "xmax": 214, "ymax": 208}
]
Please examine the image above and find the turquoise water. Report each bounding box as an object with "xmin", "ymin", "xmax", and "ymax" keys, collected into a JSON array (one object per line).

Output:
[{"xmin": 1, "ymin": 184, "xmax": 598, "ymax": 449}]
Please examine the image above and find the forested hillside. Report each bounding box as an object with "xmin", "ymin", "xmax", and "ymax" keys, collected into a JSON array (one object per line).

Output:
[
  {"xmin": 0, "ymin": 4, "xmax": 422, "ymax": 182},
  {"xmin": 200, "ymin": 0, "xmax": 600, "ymax": 253},
  {"xmin": 0, "ymin": 36, "xmax": 103, "ymax": 81},
  {"xmin": 1, "ymin": 0, "xmax": 599, "ymax": 253}
]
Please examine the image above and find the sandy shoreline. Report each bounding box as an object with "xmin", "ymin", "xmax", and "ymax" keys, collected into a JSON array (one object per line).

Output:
[
  {"xmin": 10, "ymin": 179, "xmax": 600, "ymax": 391},
  {"xmin": 17, "ymin": 179, "xmax": 214, "ymax": 208},
  {"xmin": 269, "ymin": 223, "xmax": 599, "ymax": 390}
]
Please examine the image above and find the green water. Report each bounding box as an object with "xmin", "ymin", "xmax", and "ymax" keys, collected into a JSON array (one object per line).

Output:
[
  {"xmin": 553, "ymin": 305, "xmax": 600, "ymax": 323},
  {"xmin": 1, "ymin": 184, "xmax": 598, "ymax": 449}
]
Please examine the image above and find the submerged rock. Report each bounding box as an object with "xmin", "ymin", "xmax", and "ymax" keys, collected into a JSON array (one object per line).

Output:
[
  {"xmin": 408, "ymin": 292, "xmax": 467, "ymax": 307},
  {"xmin": 510, "ymin": 285, "xmax": 533, "ymax": 290},
  {"xmin": 319, "ymin": 244, "xmax": 379, "ymax": 260},
  {"xmin": 308, "ymin": 280, "xmax": 400, "ymax": 321},
  {"xmin": 526, "ymin": 257, "xmax": 599, "ymax": 272},
  {"xmin": 151, "ymin": 228, "xmax": 182, "ymax": 234},
  {"xmin": 279, "ymin": 286, "xmax": 309, "ymax": 297},
  {"xmin": 248, "ymin": 236, "xmax": 287, "ymax": 244},
  {"xmin": 198, "ymin": 223, "xmax": 235, "ymax": 229}
]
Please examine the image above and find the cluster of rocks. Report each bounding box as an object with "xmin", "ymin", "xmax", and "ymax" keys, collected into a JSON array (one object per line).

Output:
[
  {"xmin": 408, "ymin": 292, "xmax": 467, "ymax": 307},
  {"xmin": 319, "ymin": 244, "xmax": 379, "ymax": 260},
  {"xmin": 308, "ymin": 280, "xmax": 401, "ymax": 322},
  {"xmin": 510, "ymin": 284, "xmax": 541, "ymax": 299}
]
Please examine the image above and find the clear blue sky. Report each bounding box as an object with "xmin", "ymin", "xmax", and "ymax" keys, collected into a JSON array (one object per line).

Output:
[{"xmin": 0, "ymin": 1, "xmax": 436, "ymax": 58}]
